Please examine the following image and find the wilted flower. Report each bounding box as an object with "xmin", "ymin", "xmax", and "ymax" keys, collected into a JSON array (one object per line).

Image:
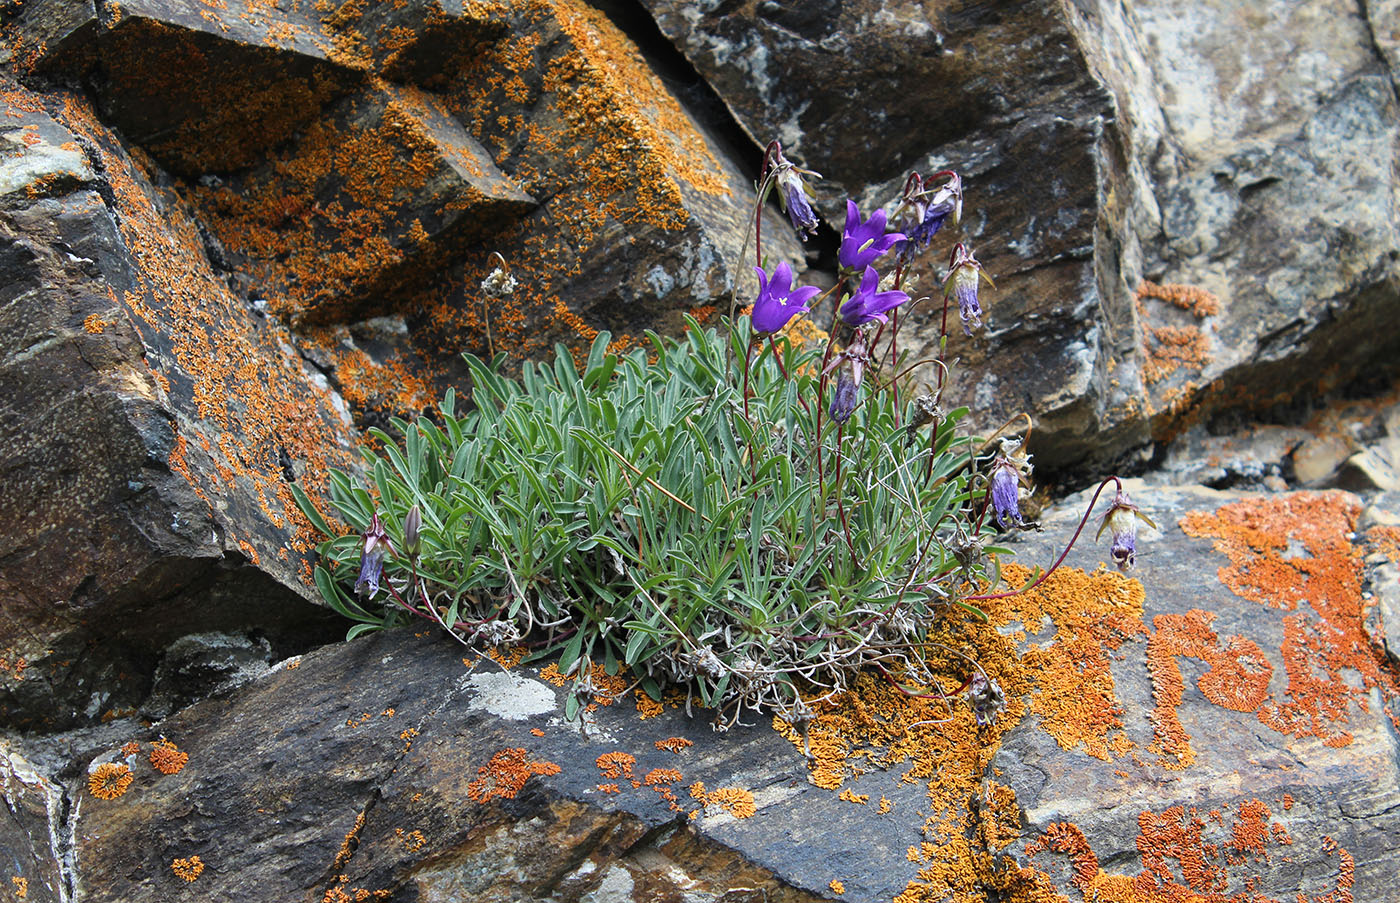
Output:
[
  {"xmin": 829, "ymin": 369, "xmax": 858, "ymax": 424},
  {"xmin": 751, "ymin": 261, "xmax": 821, "ymax": 334},
  {"xmin": 839, "ymin": 201, "xmax": 904, "ymax": 272},
  {"xmin": 355, "ymin": 513, "xmax": 391, "ymax": 598},
  {"xmin": 840, "ymin": 266, "xmax": 910, "ymax": 327},
  {"xmin": 967, "ymin": 672, "xmax": 1005, "ymax": 727},
  {"xmin": 1096, "ymin": 486, "xmax": 1156, "ymax": 570},
  {"xmin": 771, "ymin": 146, "xmax": 821, "ymax": 241},
  {"xmin": 943, "ymin": 243, "xmax": 995, "ymax": 335},
  {"xmin": 896, "ymin": 171, "xmax": 962, "ymax": 262},
  {"xmin": 480, "ymin": 258, "xmax": 517, "ymax": 298},
  {"xmin": 989, "ymin": 457, "xmax": 1022, "ymax": 530}
]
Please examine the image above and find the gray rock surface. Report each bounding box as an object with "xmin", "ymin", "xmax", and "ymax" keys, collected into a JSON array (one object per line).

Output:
[{"xmin": 995, "ymin": 483, "xmax": 1400, "ymax": 900}]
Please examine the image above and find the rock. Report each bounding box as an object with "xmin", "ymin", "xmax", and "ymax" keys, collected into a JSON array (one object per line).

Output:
[
  {"xmin": 0, "ymin": 84, "xmax": 349, "ymax": 729},
  {"xmin": 189, "ymin": 79, "xmax": 538, "ymax": 325},
  {"xmin": 1291, "ymin": 432, "xmax": 1354, "ymax": 485},
  {"xmin": 638, "ymin": 0, "xmax": 1400, "ymax": 476},
  {"xmin": 1141, "ymin": 423, "xmax": 1307, "ymax": 490},
  {"xmin": 991, "ymin": 484, "xmax": 1400, "ymax": 900},
  {"xmin": 140, "ymin": 631, "xmax": 274, "ymax": 722},
  {"xmin": 1340, "ymin": 437, "xmax": 1400, "ymax": 491},
  {"xmin": 0, "ymin": 743, "xmax": 64, "ymax": 903}
]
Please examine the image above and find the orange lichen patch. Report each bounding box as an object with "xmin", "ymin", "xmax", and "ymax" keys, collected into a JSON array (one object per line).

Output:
[
  {"xmin": 0, "ymin": 650, "xmax": 26, "ymax": 682},
  {"xmin": 530, "ymin": 728, "xmax": 545, "ymax": 737},
  {"xmin": 643, "ymin": 768, "xmax": 683, "ymax": 786},
  {"xmin": 538, "ymin": 663, "xmax": 569, "ymax": 686},
  {"xmin": 583, "ymin": 665, "xmax": 629, "ymax": 707},
  {"xmin": 332, "ymin": 812, "xmax": 366, "ymax": 871},
  {"xmin": 1146, "ymin": 609, "xmax": 1273, "ymax": 769},
  {"xmin": 120, "ymin": 741, "xmax": 141, "ymax": 758},
  {"xmin": 465, "ymin": 748, "xmax": 560, "ymax": 803},
  {"xmin": 1180, "ymin": 492, "xmax": 1400, "ymax": 745},
  {"xmin": 634, "ymin": 689, "xmax": 664, "ymax": 719},
  {"xmin": 149, "ymin": 738, "xmax": 190, "ymax": 775},
  {"xmin": 1225, "ymin": 799, "xmax": 1271, "ymax": 861},
  {"xmin": 1025, "ymin": 822, "xmax": 1099, "ymax": 894},
  {"xmin": 82, "ymin": 313, "xmax": 111, "ymax": 334},
  {"xmin": 487, "ymin": 646, "xmax": 526, "ymax": 670},
  {"xmin": 394, "ymin": 828, "xmax": 427, "ymax": 853},
  {"xmin": 978, "ymin": 783, "xmax": 1021, "ymax": 853},
  {"xmin": 654, "ymin": 737, "xmax": 692, "ymax": 754},
  {"xmin": 170, "ymin": 856, "xmax": 204, "ymax": 883},
  {"xmin": 346, "ymin": 712, "xmax": 373, "ymax": 728},
  {"xmin": 596, "ymin": 783, "xmax": 620, "ymax": 794},
  {"xmin": 44, "ymin": 86, "xmax": 361, "ymax": 576},
  {"xmin": 1320, "ymin": 836, "xmax": 1354, "ymax": 903},
  {"xmin": 11, "ymin": 876, "xmax": 27, "ymax": 898},
  {"xmin": 321, "ymin": 875, "xmax": 393, "ymax": 903},
  {"xmin": 87, "ymin": 763, "xmax": 134, "ymax": 800},
  {"xmin": 996, "ymin": 565, "xmax": 1147, "ymax": 760},
  {"xmin": 688, "ymin": 782, "xmax": 756, "ymax": 819},
  {"xmin": 595, "ymin": 751, "xmax": 635, "ymax": 781},
  {"xmin": 878, "ymin": 796, "xmax": 893, "ymax": 815},
  {"xmin": 1281, "ymin": 793, "xmax": 1294, "ymax": 811},
  {"xmin": 1135, "ymin": 281, "xmax": 1216, "ymax": 387},
  {"xmin": 829, "ymin": 879, "xmax": 845, "ymax": 895},
  {"xmin": 839, "ymin": 789, "xmax": 870, "ymax": 805},
  {"xmin": 1137, "ymin": 281, "xmax": 1221, "ymax": 317}
]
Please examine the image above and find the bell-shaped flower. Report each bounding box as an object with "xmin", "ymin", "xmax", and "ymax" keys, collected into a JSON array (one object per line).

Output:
[
  {"xmin": 773, "ymin": 152, "xmax": 821, "ymax": 241},
  {"xmin": 943, "ymin": 243, "xmax": 995, "ymax": 335},
  {"xmin": 839, "ymin": 201, "xmax": 904, "ymax": 272},
  {"xmin": 839, "ymin": 266, "xmax": 909, "ymax": 328},
  {"xmin": 751, "ymin": 261, "xmax": 820, "ymax": 334},
  {"xmin": 1096, "ymin": 487, "xmax": 1157, "ymax": 571},
  {"xmin": 989, "ymin": 457, "xmax": 1022, "ymax": 530},
  {"xmin": 355, "ymin": 513, "xmax": 393, "ymax": 598},
  {"xmin": 896, "ymin": 171, "xmax": 962, "ymax": 262},
  {"xmin": 829, "ymin": 369, "xmax": 858, "ymax": 424}
]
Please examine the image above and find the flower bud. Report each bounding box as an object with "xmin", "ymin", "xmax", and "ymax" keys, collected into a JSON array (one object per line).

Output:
[{"xmin": 403, "ymin": 504, "xmax": 422, "ymax": 558}]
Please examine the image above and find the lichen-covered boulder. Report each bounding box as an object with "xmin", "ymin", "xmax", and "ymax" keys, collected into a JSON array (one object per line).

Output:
[{"xmin": 638, "ymin": 0, "xmax": 1400, "ymax": 474}]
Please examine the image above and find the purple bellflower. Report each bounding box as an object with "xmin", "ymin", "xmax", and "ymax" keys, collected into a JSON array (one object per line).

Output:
[
  {"xmin": 988, "ymin": 456, "xmax": 1022, "ymax": 530},
  {"xmin": 896, "ymin": 171, "xmax": 962, "ymax": 263},
  {"xmin": 829, "ymin": 369, "xmax": 858, "ymax": 424},
  {"xmin": 839, "ymin": 201, "xmax": 904, "ymax": 272},
  {"xmin": 355, "ymin": 513, "xmax": 393, "ymax": 598},
  {"xmin": 772, "ymin": 151, "xmax": 821, "ymax": 241},
  {"xmin": 751, "ymin": 261, "xmax": 821, "ymax": 334},
  {"xmin": 1096, "ymin": 487, "xmax": 1157, "ymax": 571},
  {"xmin": 840, "ymin": 266, "xmax": 910, "ymax": 328},
  {"xmin": 944, "ymin": 243, "xmax": 995, "ymax": 336}
]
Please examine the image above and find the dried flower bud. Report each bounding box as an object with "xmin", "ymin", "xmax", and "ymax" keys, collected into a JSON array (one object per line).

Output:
[
  {"xmin": 403, "ymin": 504, "xmax": 422, "ymax": 558},
  {"xmin": 967, "ymin": 672, "xmax": 1005, "ymax": 727},
  {"xmin": 481, "ymin": 266, "xmax": 518, "ymax": 298},
  {"xmin": 829, "ymin": 369, "xmax": 858, "ymax": 424}
]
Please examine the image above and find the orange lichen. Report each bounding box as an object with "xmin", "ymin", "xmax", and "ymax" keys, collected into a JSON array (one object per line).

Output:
[
  {"xmin": 879, "ymin": 796, "xmax": 893, "ymax": 815},
  {"xmin": 1136, "ymin": 281, "xmax": 1216, "ymax": 387},
  {"xmin": 634, "ymin": 690, "xmax": 664, "ymax": 719},
  {"xmin": 149, "ymin": 738, "xmax": 190, "ymax": 775},
  {"xmin": 394, "ymin": 828, "xmax": 427, "ymax": 853},
  {"xmin": 465, "ymin": 748, "xmax": 560, "ymax": 803},
  {"xmin": 1025, "ymin": 822, "xmax": 1099, "ymax": 894},
  {"xmin": 594, "ymin": 751, "xmax": 635, "ymax": 781},
  {"xmin": 12, "ymin": 876, "xmax": 28, "ymax": 899},
  {"xmin": 529, "ymin": 728, "xmax": 545, "ymax": 737},
  {"xmin": 1180, "ymin": 492, "xmax": 1400, "ymax": 745},
  {"xmin": 596, "ymin": 783, "xmax": 620, "ymax": 794},
  {"xmin": 839, "ymin": 789, "xmax": 870, "ymax": 805},
  {"xmin": 829, "ymin": 879, "xmax": 845, "ymax": 895},
  {"xmin": 538, "ymin": 663, "xmax": 568, "ymax": 686},
  {"xmin": 1146, "ymin": 609, "xmax": 1273, "ymax": 769},
  {"xmin": 688, "ymin": 783, "xmax": 755, "ymax": 819},
  {"xmin": 332, "ymin": 812, "xmax": 365, "ymax": 871},
  {"xmin": 87, "ymin": 763, "xmax": 134, "ymax": 800},
  {"xmin": 120, "ymin": 741, "xmax": 141, "ymax": 758},
  {"xmin": 653, "ymin": 737, "xmax": 692, "ymax": 754},
  {"xmin": 82, "ymin": 313, "xmax": 110, "ymax": 333},
  {"xmin": 487, "ymin": 646, "xmax": 526, "ymax": 670},
  {"xmin": 170, "ymin": 856, "xmax": 204, "ymax": 883}
]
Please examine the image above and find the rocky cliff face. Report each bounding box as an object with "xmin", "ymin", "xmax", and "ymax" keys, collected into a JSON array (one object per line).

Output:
[{"xmin": 0, "ymin": 0, "xmax": 1398, "ymax": 901}]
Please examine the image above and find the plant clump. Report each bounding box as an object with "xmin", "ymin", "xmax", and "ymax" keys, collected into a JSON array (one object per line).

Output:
[{"xmin": 300, "ymin": 140, "xmax": 1143, "ymax": 729}]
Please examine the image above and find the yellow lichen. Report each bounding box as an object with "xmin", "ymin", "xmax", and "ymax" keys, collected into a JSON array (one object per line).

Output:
[{"xmin": 87, "ymin": 763, "xmax": 133, "ymax": 800}]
